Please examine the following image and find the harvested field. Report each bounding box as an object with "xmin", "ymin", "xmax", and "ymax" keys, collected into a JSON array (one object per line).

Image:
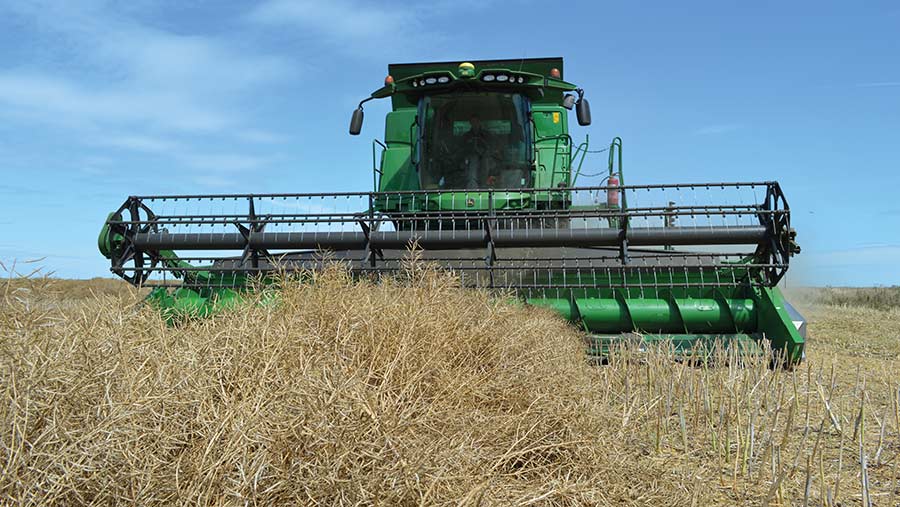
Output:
[
  {"xmin": 2, "ymin": 270, "xmax": 899, "ymax": 506},
  {"xmin": 790, "ymin": 286, "xmax": 900, "ymax": 312}
]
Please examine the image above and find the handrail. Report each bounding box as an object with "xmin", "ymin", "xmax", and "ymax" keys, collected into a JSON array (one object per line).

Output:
[
  {"xmin": 570, "ymin": 134, "xmax": 590, "ymax": 185},
  {"xmin": 372, "ymin": 139, "xmax": 386, "ymax": 191},
  {"xmin": 533, "ymin": 134, "xmax": 573, "ymax": 185}
]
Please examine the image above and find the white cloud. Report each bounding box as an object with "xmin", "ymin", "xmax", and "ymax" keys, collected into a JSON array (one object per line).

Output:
[
  {"xmin": 249, "ymin": 0, "xmax": 420, "ymax": 42},
  {"xmin": 92, "ymin": 134, "xmax": 179, "ymax": 153},
  {"xmin": 694, "ymin": 124, "xmax": 743, "ymax": 135},
  {"xmin": 181, "ymin": 153, "xmax": 275, "ymax": 173},
  {"xmin": 79, "ymin": 166, "xmax": 107, "ymax": 176},
  {"xmin": 87, "ymin": 134, "xmax": 275, "ymax": 172},
  {"xmin": 0, "ymin": 2, "xmax": 291, "ymax": 173},
  {"xmin": 191, "ymin": 175, "xmax": 241, "ymax": 189},
  {"xmin": 6, "ymin": 2, "xmax": 290, "ymax": 93},
  {"xmin": 0, "ymin": 74, "xmax": 228, "ymax": 133},
  {"xmin": 236, "ymin": 129, "xmax": 289, "ymax": 144},
  {"xmin": 0, "ymin": 183, "xmax": 41, "ymax": 196},
  {"xmin": 247, "ymin": 0, "xmax": 495, "ymax": 53}
]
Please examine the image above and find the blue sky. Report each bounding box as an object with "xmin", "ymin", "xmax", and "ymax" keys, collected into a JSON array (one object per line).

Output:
[{"xmin": 0, "ymin": 1, "xmax": 897, "ymax": 286}]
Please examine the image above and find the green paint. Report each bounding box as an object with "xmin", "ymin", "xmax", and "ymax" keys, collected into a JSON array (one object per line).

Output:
[
  {"xmin": 97, "ymin": 57, "xmax": 806, "ymax": 364},
  {"xmin": 97, "ymin": 212, "xmax": 124, "ymax": 258},
  {"xmin": 527, "ymin": 282, "xmax": 803, "ymax": 363}
]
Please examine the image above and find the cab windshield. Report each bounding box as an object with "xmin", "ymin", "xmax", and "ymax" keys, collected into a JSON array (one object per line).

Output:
[{"xmin": 418, "ymin": 92, "xmax": 531, "ymax": 190}]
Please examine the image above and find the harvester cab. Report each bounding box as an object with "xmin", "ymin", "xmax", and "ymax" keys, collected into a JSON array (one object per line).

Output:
[
  {"xmin": 97, "ymin": 57, "xmax": 807, "ymax": 364},
  {"xmin": 350, "ymin": 59, "xmax": 593, "ymax": 203}
]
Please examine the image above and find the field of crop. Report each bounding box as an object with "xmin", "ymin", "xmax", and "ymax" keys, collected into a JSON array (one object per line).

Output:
[{"xmin": 2, "ymin": 269, "xmax": 899, "ymax": 506}]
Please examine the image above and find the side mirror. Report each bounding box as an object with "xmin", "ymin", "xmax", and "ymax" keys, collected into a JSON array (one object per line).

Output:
[
  {"xmin": 576, "ymin": 98, "xmax": 591, "ymax": 126},
  {"xmin": 349, "ymin": 108, "xmax": 364, "ymax": 135},
  {"xmin": 562, "ymin": 94, "xmax": 576, "ymax": 110}
]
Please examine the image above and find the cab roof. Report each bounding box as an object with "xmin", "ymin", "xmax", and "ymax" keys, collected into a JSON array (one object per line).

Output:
[{"xmin": 388, "ymin": 57, "xmax": 564, "ymax": 81}]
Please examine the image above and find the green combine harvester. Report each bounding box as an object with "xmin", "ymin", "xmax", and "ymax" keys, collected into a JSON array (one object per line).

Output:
[{"xmin": 98, "ymin": 57, "xmax": 806, "ymax": 364}]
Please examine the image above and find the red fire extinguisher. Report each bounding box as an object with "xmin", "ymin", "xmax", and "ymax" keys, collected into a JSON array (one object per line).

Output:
[{"xmin": 607, "ymin": 173, "xmax": 620, "ymax": 207}]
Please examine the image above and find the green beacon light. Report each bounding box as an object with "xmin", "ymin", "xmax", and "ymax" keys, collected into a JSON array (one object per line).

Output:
[{"xmin": 458, "ymin": 61, "xmax": 475, "ymax": 78}]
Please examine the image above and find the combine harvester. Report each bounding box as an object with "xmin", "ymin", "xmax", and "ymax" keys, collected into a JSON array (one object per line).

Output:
[{"xmin": 98, "ymin": 58, "xmax": 806, "ymax": 364}]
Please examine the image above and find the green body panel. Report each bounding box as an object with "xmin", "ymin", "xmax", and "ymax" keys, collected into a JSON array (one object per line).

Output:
[
  {"xmin": 378, "ymin": 110, "xmax": 417, "ymax": 192},
  {"xmin": 384, "ymin": 110, "xmax": 416, "ymax": 144},
  {"xmin": 532, "ymin": 105, "xmax": 571, "ymax": 189},
  {"xmin": 147, "ymin": 286, "xmax": 248, "ymax": 322},
  {"xmin": 756, "ymin": 286, "xmax": 805, "ymax": 363},
  {"xmin": 379, "ymin": 147, "xmax": 416, "ymax": 192}
]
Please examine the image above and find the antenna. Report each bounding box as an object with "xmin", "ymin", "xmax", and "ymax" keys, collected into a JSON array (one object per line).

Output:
[{"xmin": 517, "ymin": 52, "xmax": 527, "ymax": 72}]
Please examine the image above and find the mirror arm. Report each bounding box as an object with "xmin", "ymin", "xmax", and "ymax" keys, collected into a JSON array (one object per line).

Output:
[{"xmin": 357, "ymin": 96, "xmax": 375, "ymax": 110}]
